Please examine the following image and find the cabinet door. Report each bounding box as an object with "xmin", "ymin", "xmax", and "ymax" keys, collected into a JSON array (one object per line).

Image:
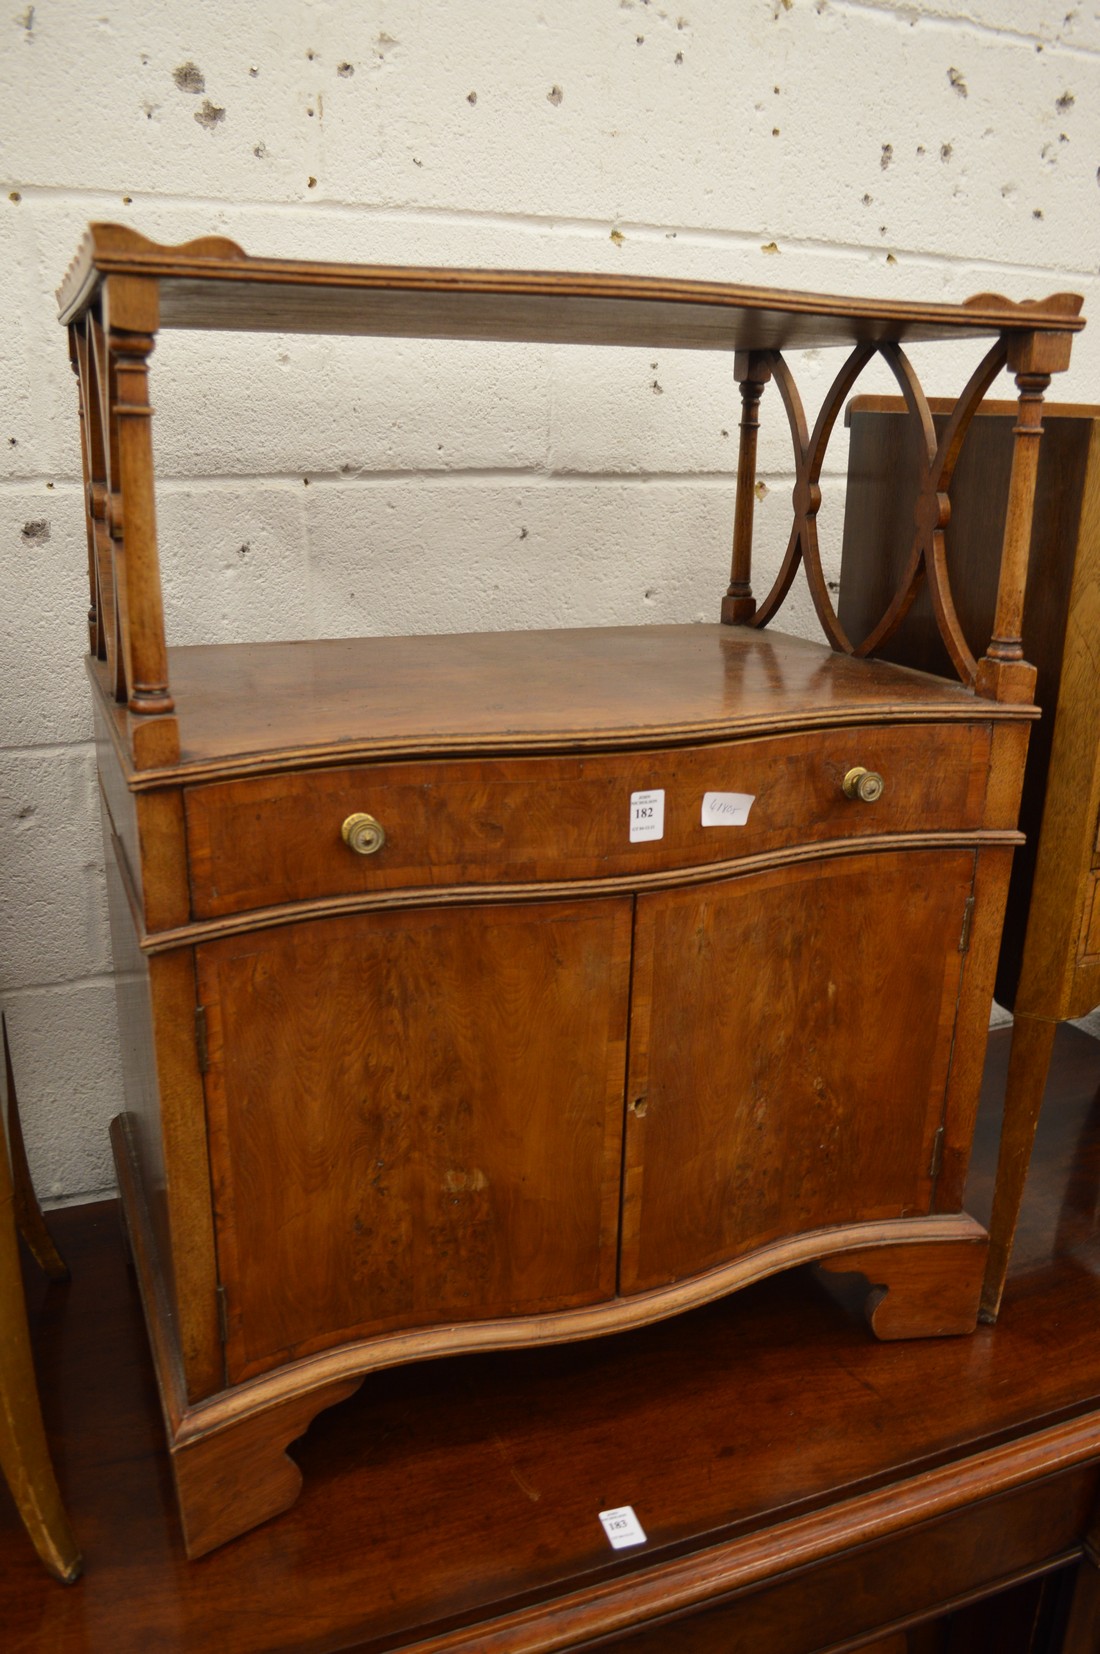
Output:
[
  {"xmin": 620, "ymin": 849, "xmax": 975, "ymax": 1295},
  {"xmin": 198, "ymin": 898, "xmax": 632, "ymax": 1382}
]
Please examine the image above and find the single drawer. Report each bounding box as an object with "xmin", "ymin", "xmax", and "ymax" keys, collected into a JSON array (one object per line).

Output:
[{"xmin": 184, "ymin": 721, "xmax": 993, "ymax": 921}]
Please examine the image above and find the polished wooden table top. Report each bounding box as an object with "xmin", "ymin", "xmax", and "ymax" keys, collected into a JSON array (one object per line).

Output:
[
  {"xmin": 4, "ymin": 1025, "xmax": 1100, "ymax": 1653},
  {"xmin": 95, "ymin": 625, "xmax": 1011, "ymax": 786}
]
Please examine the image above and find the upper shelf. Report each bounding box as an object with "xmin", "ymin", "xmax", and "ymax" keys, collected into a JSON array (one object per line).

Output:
[{"xmin": 57, "ymin": 224, "xmax": 1085, "ymax": 353}]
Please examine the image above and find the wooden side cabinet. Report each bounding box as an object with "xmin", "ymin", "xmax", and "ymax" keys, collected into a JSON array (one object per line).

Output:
[{"xmin": 56, "ymin": 226, "xmax": 1083, "ymax": 1555}]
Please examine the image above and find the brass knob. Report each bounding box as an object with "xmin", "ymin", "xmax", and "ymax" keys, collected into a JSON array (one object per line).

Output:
[
  {"xmin": 842, "ymin": 767, "xmax": 885, "ymax": 804},
  {"xmin": 341, "ymin": 813, "xmax": 386, "ymax": 855}
]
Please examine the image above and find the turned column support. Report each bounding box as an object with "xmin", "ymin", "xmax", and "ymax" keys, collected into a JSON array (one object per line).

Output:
[
  {"xmin": 976, "ymin": 330, "xmax": 1072, "ymax": 703},
  {"xmin": 721, "ymin": 351, "xmax": 772, "ymax": 626},
  {"xmin": 102, "ymin": 274, "xmax": 174, "ymax": 717}
]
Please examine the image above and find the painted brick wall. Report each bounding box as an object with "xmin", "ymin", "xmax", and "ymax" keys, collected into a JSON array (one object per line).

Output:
[{"xmin": 2, "ymin": 0, "xmax": 1098, "ymax": 1201}]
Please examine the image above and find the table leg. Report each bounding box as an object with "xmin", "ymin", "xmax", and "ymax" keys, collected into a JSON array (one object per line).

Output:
[
  {"xmin": 981, "ymin": 1013, "xmax": 1059, "ymax": 1321},
  {"xmin": 0, "ymin": 1166, "xmax": 81, "ymax": 1581},
  {"xmin": 4, "ymin": 1016, "xmax": 68, "ymax": 1282},
  {"xmin": 0, "ymin": 1010, "xmax": 81, "ymax": 1581}
]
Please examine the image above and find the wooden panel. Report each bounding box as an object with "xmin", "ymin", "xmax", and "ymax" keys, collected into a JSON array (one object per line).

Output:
[
  {"xmin": 132, "ymin": 791, "xmax": 190, "ymax": 932},
  {"xmin": 0, "ymin": 1023, "xmax": 82, "ymax": 1583},
  {"xmin": 1033, "ymin": 420, "xmax": 1100, "ymax": 1020},
  {"xmin": 839, "ymin": 403, "xmax": 1098, "ymax": 1014},
  {"xmin": 621, "ymin": 849, "xmax": 974, "ymax": 1294},
  {"xmin": 934, "ymin": 846, "xmax": 1017, "ymax": 1214},
  {"xmin": 592, "ymin": 1475, "xmax": 1094, "ymax": 1654},
  {"xmin": 930, "ymin": 1572, "xmax": 1073, "ymax": 1654},
  {"xmin": 198, "ymin": 898, "xmax": 632, "ymax": 1382},
  {"xmin": 95, "ymin": 695, "xmax": 190, "ymax": 931},
  {"xmin": 839, "ymin": 402, "xmax": 1088, "ymax": 684},
  {"xmin": 102, "ymin": 627, "xmax": 1020, "ymax": 785},
  {"xmin": 95, "ymin": 699, "xmax": 141, "ymax": 899},
  {"xmin": 102, "ymin": 821, "xmax": 171, "ymax": 1303},
  {"xmin": 101, "ymin": 809, "xmax": 223, "ymax": 1402},
  {"xmin": 154, "ymin": 281, "xmax": 1062, "ymax": 350},
  {"xmin": 1080, "ymin": 875, "xmax": 1100, "ymax": 960},
  {"xmin": 184, "ymin": 722, "xmax": 992, "ymax": 921}
]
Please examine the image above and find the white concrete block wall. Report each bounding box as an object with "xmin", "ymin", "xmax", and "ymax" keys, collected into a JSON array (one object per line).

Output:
[{"xmin": 1, "ymin": 0, "xmax": 1097, "ymax": 1202}]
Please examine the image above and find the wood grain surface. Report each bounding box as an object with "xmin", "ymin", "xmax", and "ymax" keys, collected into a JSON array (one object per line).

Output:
[
  {"xmin": 3, "ymin": 1025, "xmax": 1100, "ymax": 1653},
  {"xmin": 55, "ymin": 224, "xmax": 1086, "ymax": 345},
  {"xmin": 198, "ymin": 899, "xmax": 633, "ymax": 1381},
  {"xmin": 183, "ymin": 722, "xmax": 993, "ymax": 922},
  {"xmin": 839, "ymin": 401, "xmax": 1097, "ymax": 1015},
  {"xmin": 0, "ymin": 1021, "xmax": 81, "ymax": 1584},
  {"xmin": 89, "ymin": 626, "xmax": 1027, "ymax": 786},
  {"xmin": 102, "ymin": 809, "xmax": 223, "ymax": 1403},
  {"xmin": 621, "ymin": 850, "xmax": 975, "ymax": 1293},
  {"xmin": 92, "ymin": 616, "xmax": 1032, "ymax": 1547}
]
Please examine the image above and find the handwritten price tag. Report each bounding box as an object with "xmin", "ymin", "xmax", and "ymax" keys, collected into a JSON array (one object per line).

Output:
[{"xmin": 701, "ymin": 790, "xmax": 755, "ymax": 827}]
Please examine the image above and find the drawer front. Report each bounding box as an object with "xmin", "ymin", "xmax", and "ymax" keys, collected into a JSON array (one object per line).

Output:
[{"xmin": 185, "ymin": 721, "xmax": 992, "ymax": 921}]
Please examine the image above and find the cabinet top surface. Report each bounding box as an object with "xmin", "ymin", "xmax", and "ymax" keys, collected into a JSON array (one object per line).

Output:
[
  {"xmin": 94, "ymin": 624, "xmax": 1021, "ymax": 785},
  {"xmin": 58, "ymin": 224, "xmax": 1084, "ymax": 350}
]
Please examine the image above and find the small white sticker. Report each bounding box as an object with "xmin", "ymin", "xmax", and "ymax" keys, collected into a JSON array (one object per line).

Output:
[
  {"xmin": 701, "ymin": 790, "xmax": 755, "ymax": 827},
  {"xmin": 630, "ymin": 789, "xmax": 665, "ymax": 843},
  {"xmin": 599, "ymin": 1505, "xmax": 648, "ymax": 1550}
]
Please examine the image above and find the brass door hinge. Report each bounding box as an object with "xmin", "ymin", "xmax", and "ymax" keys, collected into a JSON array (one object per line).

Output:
[
  {"xmin": 195, "ymin": 1005, "xmax": 209, "ymax": 1074},
  {"xmin": 216, "ymin": 1284, "xmax": 229, "ymax": 1346},
  {"xmin": 958, "ymin": 895, "xmax": 976, "ymax": 954},
  {"xmin": 929, "ymin": 1125, "xmax": 945, "ymax": 1181}
]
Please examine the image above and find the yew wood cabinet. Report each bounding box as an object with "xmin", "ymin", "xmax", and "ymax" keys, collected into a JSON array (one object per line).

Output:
[{"xmin": 56, "ymin": 226, "xmax": 1084, "ymax": 1558}]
